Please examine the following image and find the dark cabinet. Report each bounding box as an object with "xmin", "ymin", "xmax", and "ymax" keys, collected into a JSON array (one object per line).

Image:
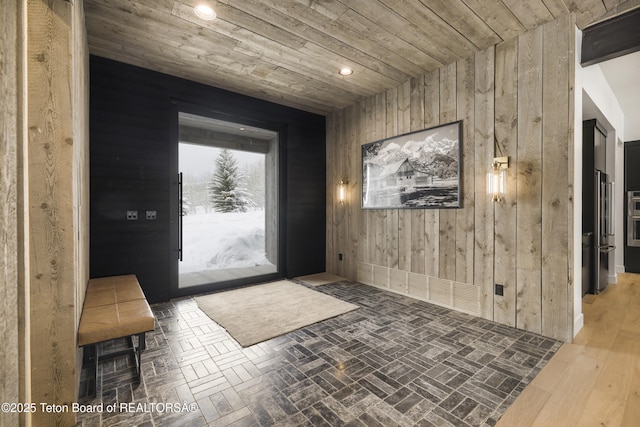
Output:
[
  {"xmin": 625, "ymin": 141, "xmax": 640, "ymax": 273},
  {"xmin": 582, "ymin": 119, "xmax": 607, "ymax": 237},
  {"xmin": 582, "ymin": 119, "xmax": 608, "ymax": 295}
]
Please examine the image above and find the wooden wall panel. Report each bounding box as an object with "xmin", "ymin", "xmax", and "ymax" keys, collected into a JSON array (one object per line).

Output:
[
  {"xmin": 439, "ymin": 63, "xmax": 458, "ymax": 282},
  {"xmin": 385, "ymin": 88, "xmax": 400, "ymax": 270},
  {"xmin": 516, "ymin": 25, "xmax": 544, "ymax": 334},
  {"xmin": 0, "ymin": 2, "xmax": 88, "ymax": 423},
  {"xmin": 567, "ymin": 14, "xmax": 576, "ymax": 337},
  {"xmin": 326, "ymin": 114, "xmax": 334, "ymax": 273},
  {"xmin": 346, "ymin": 103, "xmax": 359, "ymax": 280},
  {"xmin": 336, "ymin": 109, "xmax": 349, "ymax": 278},
  {"xmin": 357, "ymin": 100, "xmax": 369, "ymax": 266},
  {"xmin": 473, "ymin": 47, "xmax": 495, "ymax": 320},
  {"xmin": 424, "ymin": 70, "xmax": 441, "ymax": 278},
  {"xmin": 73, "ymin": 0, "xmax": 91, "ymax": 397},
  {"xmin": 397, "ymin": 80, "xmax": 412, "ymax": 272},
  {"xmin": 326, "ymin": 113, "xmax": 338, "ymax": 275},
  {"xmin": 455, "ymin": 56, "xmax": 475, "ymax": 285},
  {"xmin": 373, "ymin": 93, "xmax": 387, "ymax": 269},
  {"xmin": 0, "ymin": 0, "xmax": 20, "ymax": 424},
  {"xmin": 327, "ymin": 15, "xmax": 575, "ymax": 341},
  {"xmin": 494, "ymin": 37, "xmax": 519, "ymax": 327},
  {"xmin": 24, "ymin": 1, "xmax": 90, "ymax": 425},
  {"xmin": 410, "ymin": 77, "xmax": 426, "ymax": 275},
  {"xmin": 541, "ymin": 14, "xmax": 572, "ymax": 341},
  {"xmin": 364, "ymin": 97, "xmax": 375, "ymax": 266}
]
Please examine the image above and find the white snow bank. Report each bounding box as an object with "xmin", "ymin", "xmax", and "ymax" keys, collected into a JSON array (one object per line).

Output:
[{"xmin": 180, "ymin": 210, "xmax": 272, "ymax": 273}]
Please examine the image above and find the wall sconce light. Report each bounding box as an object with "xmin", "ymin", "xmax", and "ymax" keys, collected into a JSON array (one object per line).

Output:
[
  {"xmin": 487, "ymin": 156, "xmax": 509, "ymax": 202},
  {"xmin": 337, "ymin": 179, "xmax": 348, "ymax": 204}
]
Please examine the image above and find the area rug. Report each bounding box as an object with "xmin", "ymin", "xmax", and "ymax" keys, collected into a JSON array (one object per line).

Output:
[
  {"xmin": 195, "ymin": 280, "xmax": 359, "ymax": 347},
  {"xmin": 295, "ymin": 272, "xmax": 346, "ymax": 286}
]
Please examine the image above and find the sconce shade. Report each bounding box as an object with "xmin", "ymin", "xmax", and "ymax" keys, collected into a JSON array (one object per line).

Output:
[
  {"xmin": 338, "ymin": 179, "xmax": 348, "ymax": 204},
  {"xmin": 487, "ymin": 157, "xmax": 509, "ymax": 202}
]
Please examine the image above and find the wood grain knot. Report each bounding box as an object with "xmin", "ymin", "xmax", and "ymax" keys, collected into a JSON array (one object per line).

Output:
[{"xmin": 41, "ymin": 203, "xmax": 48, "ymax": 209}]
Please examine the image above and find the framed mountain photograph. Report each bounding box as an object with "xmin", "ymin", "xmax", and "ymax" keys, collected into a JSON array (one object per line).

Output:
[{"xmin": 362, "ymin": 121, "xmax": 462, "ymax": 209}]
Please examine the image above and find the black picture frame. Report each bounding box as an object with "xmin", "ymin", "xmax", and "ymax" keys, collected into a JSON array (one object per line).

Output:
[{"xmin": 362, "ymin": 121, "xmax": 462, "ymax": 209}]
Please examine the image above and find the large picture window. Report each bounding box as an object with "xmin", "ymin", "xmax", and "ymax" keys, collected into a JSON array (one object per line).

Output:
[{"xmin": 177, "ymin": 113, "xmax": 279, "ymax": 288}]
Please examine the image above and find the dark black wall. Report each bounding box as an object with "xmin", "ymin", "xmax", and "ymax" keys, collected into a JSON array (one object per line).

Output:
[
  {"xmin": 626, "ymin": 141, "xmax": 640, "ymax": 192},
  {"xmin": 625, "ymin": 141, "xmax": 640, "ymax": 273},
  {"xmin": 581, "ymin": 7, "xmax": 640, "ymax": 66},
  {"xmin": 90, "ymin": 55, "xmax": 326, "ymax": 303}
]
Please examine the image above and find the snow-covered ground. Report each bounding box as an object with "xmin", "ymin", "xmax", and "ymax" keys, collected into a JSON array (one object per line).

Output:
[{"xmin": 179, "ymin": 210, "xmax": 272, "ymax": 273}]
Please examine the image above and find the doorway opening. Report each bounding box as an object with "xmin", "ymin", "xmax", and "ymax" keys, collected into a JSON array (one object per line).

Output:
[{"xmin": 177, "ymin": 112, "xmax": 279, "ymax": 289}]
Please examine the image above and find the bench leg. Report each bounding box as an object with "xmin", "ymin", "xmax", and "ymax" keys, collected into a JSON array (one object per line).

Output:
[
  {"xmin": 83, "ymin": 344, "xmax": 99, "ymax": 397},
  {"xmin": 139, "ymin": 331, "xmax": 146, "ymax": 351},
  {"xmin": 125, "ymin": 333, "xmax": 146, "ymax": 384},
  {"xmin": 94, "ymin": 344, "xmax": 99, "ymax": 396},
  {"xmin": 82, "ymin": 332, "xmax": 147, "ymax": 397},
  {"xmin": 134, "ymin": 332, "xmax": 146, "ymax": 383}
]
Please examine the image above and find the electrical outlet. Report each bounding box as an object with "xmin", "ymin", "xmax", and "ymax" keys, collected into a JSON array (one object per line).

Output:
[
  {"xmin": 339, "ymin": 253, "xmax": 343, "ymax": 261},
  {"xmin": 146, "ymin": 210, "xmax": 157, "ymax": 220},
  {"xmin": 495, "ymin": 284, "xmax": 504, "ymax": 296},
  {"xmin": 126, "ymin": 211, "xmax": 138, "ymax": 220}
]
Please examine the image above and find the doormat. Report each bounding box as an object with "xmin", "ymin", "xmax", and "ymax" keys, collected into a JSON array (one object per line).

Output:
[
  {"xmin": 295, "ymin": 272, "xmax": 346, "ymax": 286},
  {"xmin": 195, "ymin": 280, "xmax": 359, "ymax": 347}
]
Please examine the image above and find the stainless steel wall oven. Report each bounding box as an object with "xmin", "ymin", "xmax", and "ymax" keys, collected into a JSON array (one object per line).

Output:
[{"xmin": 628, "ymin": 191, "xmax": 640, "ymax": 248}]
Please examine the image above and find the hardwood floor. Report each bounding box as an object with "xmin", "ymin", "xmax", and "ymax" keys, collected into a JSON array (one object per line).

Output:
[{"xmin": 496, "ymin": 273, "xmax": 640, "ymax": 427}]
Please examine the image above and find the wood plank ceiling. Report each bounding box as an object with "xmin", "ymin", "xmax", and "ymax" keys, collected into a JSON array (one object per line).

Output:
[{"xmin": 84, "ymin": 0, "xmax": 627, "ymax": 115}]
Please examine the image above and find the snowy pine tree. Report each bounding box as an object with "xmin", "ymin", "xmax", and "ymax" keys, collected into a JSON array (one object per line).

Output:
[
  {"xmin": 243, "ymin": 161, "xmax": 265, "ymax": 209},
  {"xmin": 208, "ymin": 149, "xmax": 255, "ymax": 213},
  {"xmin": 180, "ymin": 194, "xmax": 192, "ymax": 216}
]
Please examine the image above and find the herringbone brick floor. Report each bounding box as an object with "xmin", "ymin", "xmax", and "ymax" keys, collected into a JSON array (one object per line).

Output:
[{"xmin": 76, "ymin": 280, "xmax": 560, "ymax": 426}]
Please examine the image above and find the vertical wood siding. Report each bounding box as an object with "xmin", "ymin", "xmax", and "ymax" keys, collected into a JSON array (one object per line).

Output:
[
  {"xmin": 494, "ymin": 37, "xmax": 519, "ymax": 327},
  {"xmin": 328, "ymin": 14, "xmax": 575, "ymax": 342},
  {"xmin": 0, "ymin": 1, "xmax": 19, "ymax": 425},
  {"xmin": 516, "ymin": 24, "xmax": 544, "ymax": 334},
  {"xmin": 24, "ymin": 1, "xmax": 90, "ymax": 425}
]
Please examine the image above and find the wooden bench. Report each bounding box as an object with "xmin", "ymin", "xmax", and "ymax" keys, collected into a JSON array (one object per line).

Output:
[{"xmin": 78, "ymin": 275, "xmax": 154, "ymax": 396}]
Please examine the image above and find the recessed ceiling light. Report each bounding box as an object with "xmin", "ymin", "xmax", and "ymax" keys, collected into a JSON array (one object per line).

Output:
[
  {"xmin": 339, "ymin": 67, "xmax": 353, "ymax": 76},
  {"xmin": 194, "ymin": 4, "xmax": 216, "ymax": 21}
]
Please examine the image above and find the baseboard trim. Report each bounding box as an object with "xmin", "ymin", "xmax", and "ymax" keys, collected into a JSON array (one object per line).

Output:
[{"xmin": 573, "ymin": 313, "xmax": 584, "ymax": 339}]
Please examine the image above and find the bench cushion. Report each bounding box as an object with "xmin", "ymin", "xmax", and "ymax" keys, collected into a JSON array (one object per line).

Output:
[
  {"xmin": 78, "ymin": 275, "xmax": 154, "ymax": 346},
  {"xmin": 83, "ymin": 274, "xmax": 146, "ymax": 307},
  {"xmin": 78, "ymin": 299, "xmax": 154, "ymax": 346}
]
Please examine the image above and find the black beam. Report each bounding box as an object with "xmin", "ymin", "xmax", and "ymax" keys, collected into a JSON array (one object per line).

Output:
[
  {"xmin": 581, "ymin": 7, "xmax": 640, "ymax": 66},
  {"xmin": 179, "ymin": 124, "xmax": 272, "ymax": 154}
]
